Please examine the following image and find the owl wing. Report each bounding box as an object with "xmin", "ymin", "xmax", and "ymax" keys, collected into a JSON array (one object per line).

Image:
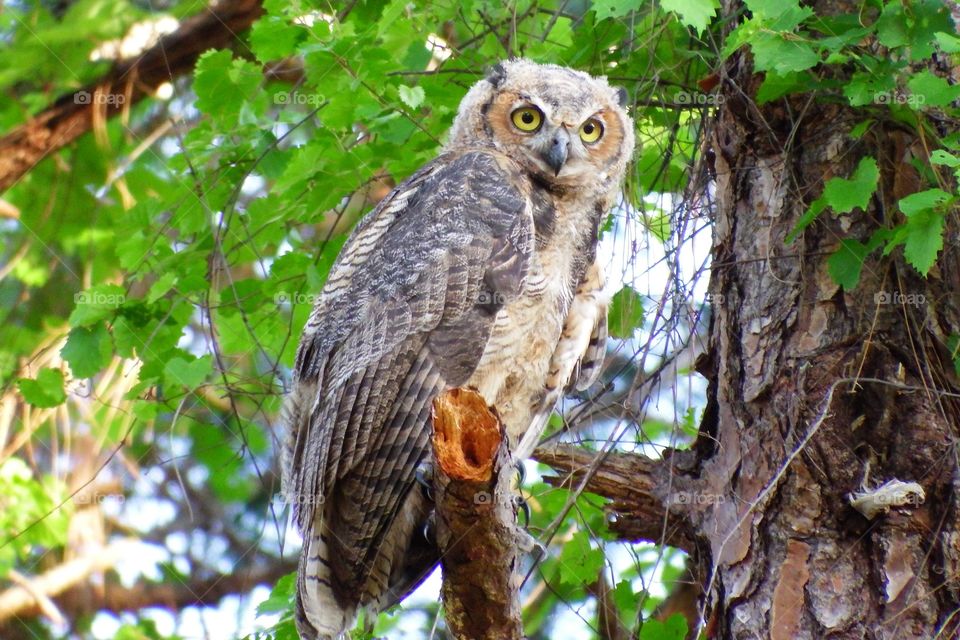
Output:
[{"xmin": 283, "ymin": 150, "xmax": 532, "ymax": 596}]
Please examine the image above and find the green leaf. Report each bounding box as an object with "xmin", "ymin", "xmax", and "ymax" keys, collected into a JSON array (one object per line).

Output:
[
  {"xmin": 750, "ymin": 34, "xmax": 819, "ymax": 74},
  {"xmin": 827, "ymin": 239, "xmax": 871, "ymax": 290},
  {"xmin": 18, "ymin": 368, "xmax": 67, "ymax": 408},
  {"xmin": 902, "ymin": 208, "xmax": 946, "ymax": 275},
  {"xmin": 69, "ymin": 284, "xmax": 126, "ymax": 327},
  {"xmin": 164, "ymin": 355, "xmax": 213, "ymax": 390},
  {"xmin": 557, "ymin": 530, "xmax": 605, "ymax": 586},
  {"xmin": 935, "ymin": 31, "xmax": 960, "ymax": 53},
  {"xmin": 843, "ymin": 70, "xmax": 895, "ymax": 107},
  {"xmin": 821, "ymin": 157, "xmax": 879, "ymax": 214},
  {"xmin": 257, "ymin": 572, "xmax": 296, "ymax": 616},
  {"xmin": 756, "ymin": 71, "xmax": 807, "ymax": 103},
  {"xmin": 194, "ymin": 50, "xmax": 263, "ymax": 127},
  {"xmin": 609, "ymin": 286, "xmax": 644, "ymax": 339},
  {"xmin": 930, "ymin": 150, "xmax": 960, "ymax": 167},
  {"xmin": 876, "ymin": 2, "xmax": 909, "ymax": 48},
  {"xmin": 612, "ymin": 579, "xmax": 639, "ymax": 625},
  {"xmin": 250, "ymin": 16, "xmax": 304, "ymax": 63},
  {"xmin": 591, "ymin": 0, "xmax": 643, "ymax": 20},
  {"xmin": 947, "ymin": 335, "xmax": 960, "ymax": 377},
  {"xmin": 792, "ymin": 157, "xmax": 878, "ymax": 241},
  {"xmin": 898, "ymin": 188, "xmax": 952, "ymax": 216},
  {"xmin": 745, "ymin": 0, "xmax": 813, "ymax": 29},
  {"xmin": 661, "ymin": 0, "xmax": 719, "ymax": 34},
  {"xmin": 639, "ymin": 613, "xmax": 688, "ymax": 640},
  {"xmin": 849, "ymin": 119, "xmax": 873, "ymax": 139},
  {"xmin": 61, "ymin": 323, "xmax": 112, "ymax": 378},
  {"xmin": 906, "ymin": 71, "xmax": 960, "ymax": 108},
  {"xmin": 146, "ymin": 272, "xmax": 178, "ymax": 304},
  {"xmin": 397, "ymin": 84, "xmax": 425, "ymax": 109}
]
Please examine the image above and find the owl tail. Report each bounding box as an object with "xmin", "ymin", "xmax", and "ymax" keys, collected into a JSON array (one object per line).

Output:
[{"xmin": 295, "ymin": 520, "xmax": 356, "ymax": 640}]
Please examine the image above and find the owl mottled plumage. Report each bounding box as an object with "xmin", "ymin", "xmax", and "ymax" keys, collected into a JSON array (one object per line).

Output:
[{"xmin": 282, "ymin": 59, "xmax": 635, "ymax": 639}]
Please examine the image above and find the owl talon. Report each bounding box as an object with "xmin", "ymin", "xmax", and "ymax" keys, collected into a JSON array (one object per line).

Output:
[
  {"xmin": 415, "ymin": 462, "xmax": 434, "ymax": 500},
  {"xmin": 422, "ymin": 512, "xmax": 436, "ymax": 545},
  {"xmin": 514, "ymin": 460, "xmax": 527, "ymax": 486},
  {"xmin": 513, "ymin": 493, "xmax": 532, "ymax": 529}
]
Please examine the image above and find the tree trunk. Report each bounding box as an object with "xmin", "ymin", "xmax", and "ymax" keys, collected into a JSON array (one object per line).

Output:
[{"xmin": 686, "ymin": 4, "xmax": 960, "ymax": 637}]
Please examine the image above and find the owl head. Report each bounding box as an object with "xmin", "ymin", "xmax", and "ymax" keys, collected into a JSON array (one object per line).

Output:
[{"xmin": 446, "ymin": 59, "xmax": 635, "ymax": 196}]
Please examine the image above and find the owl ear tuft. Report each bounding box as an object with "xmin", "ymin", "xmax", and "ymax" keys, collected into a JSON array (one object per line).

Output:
[
  {"xmin": 487, "ymin": 62, "xmax": 508, "ymax": 89},
  {"xmin": 614, "ymin": 86, "xmax": 629, "ymax": 107}
]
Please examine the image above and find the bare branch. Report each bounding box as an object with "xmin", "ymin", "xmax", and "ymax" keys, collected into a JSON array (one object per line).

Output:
[
  {"xmin": 0, "ymin": 539, "xmax": 135, "ymax": 624},
  {"xmin": 0, "ymin": 542, "xmax": 294, "ymax": 626},
  {"xmin": 0, "ymin": 0, "xmax": 264, "ymax": 193},
  {"xmin": 534, "ymin": 444, "xmax": 697, "ymax": 553}
]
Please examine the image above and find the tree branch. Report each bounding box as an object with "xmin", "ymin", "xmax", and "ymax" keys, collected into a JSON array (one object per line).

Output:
[
  {"xmin": 534, "ymin": 444, "xmax": 697, "ymax": 553},
  {"xmin": 432, "ymin": 388, "xmax": 523, "ymax": 640},
  {"xmin": 0, "ymin": 539, "xmax": 294, "ymax": 625},
  {"xmin": 0, "ymin": 0, "xmax": 264, "ymax": 193},
  {"xmin": 0, "ymin": 539, "xmax": 135, "ymax": 623}
]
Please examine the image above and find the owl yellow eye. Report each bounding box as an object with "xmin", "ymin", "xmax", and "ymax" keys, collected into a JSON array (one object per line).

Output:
[
  {"xmin": 579, "ymin": 118, "xmax": 604, "ymax": 143},
  {"xmin": 511, "ymin": 106, "xmax": 543, "ymax": 132}
]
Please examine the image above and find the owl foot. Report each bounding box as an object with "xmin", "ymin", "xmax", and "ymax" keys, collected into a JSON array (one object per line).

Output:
[{"xmin": 512, "ymin": 525, "xmax": 546, "ymax": 559}]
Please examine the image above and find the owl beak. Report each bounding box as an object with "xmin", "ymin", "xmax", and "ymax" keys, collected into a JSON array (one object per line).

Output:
[{"xmin": 542, "ymin": 135, "xmax": 569, "ymax": 176}]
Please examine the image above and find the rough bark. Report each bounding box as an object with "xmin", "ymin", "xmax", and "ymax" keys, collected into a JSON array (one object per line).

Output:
[
  {"xmin": 666, "ymin": 2, "xmax": 960, "ymax": 636},
  {"xmin": 0, "ymin": 0, "xmax": 264, "ymax": 193},
  {"xmin": 432, "ymin": 388, "xmax": 523, "ymax": 640},
  {"xmin": 535, "ymin": 444, "xmax": 697, "ymax": 553}
]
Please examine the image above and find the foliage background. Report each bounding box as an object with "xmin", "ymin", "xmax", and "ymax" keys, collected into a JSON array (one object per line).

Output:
[{"xmin": 1, "ymin": 0, "xmax": 957, "ymax": 638}]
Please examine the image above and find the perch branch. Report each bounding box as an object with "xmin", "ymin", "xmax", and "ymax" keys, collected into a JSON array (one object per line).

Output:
[{"xmin": 432, "ymin": 388, "xmax": 523, "ymax": 640}]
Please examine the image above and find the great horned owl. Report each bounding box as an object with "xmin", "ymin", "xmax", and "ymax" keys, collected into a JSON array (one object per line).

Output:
[{"xmin": 282, "ymin": 58, "xmax": 635, "ymax": 639}]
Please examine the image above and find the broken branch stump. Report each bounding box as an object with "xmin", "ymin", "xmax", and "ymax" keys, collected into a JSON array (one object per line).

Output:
[{"xmin": 431, "ymin": 388, "xmax": 523, "ymax": 640}]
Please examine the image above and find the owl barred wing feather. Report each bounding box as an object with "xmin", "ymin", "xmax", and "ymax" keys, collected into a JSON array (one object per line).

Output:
[{"xmin": 281, "ymin": 151, "xmax": 533, "ymax": 638}]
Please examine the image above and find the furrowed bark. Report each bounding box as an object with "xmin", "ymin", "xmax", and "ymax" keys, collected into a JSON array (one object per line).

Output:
[
  {"xmin": 0, "ymin": 0, "xmax": 264, "ymax": 193},
  {"xmin": 432, "ymin": 388, "xmax": 523, "ymax": 640}
]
